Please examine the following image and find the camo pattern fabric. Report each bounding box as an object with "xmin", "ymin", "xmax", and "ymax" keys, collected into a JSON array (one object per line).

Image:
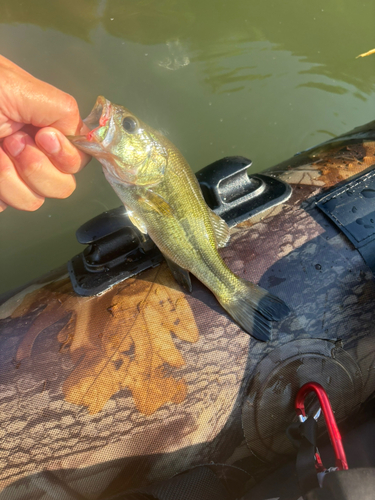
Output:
[{"xmin": 0, "ymin": 122, "xmax": 374, "ymax": 499}]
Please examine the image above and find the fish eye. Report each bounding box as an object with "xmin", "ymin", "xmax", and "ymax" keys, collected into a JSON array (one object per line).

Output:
[{"xmin": 122, "ymin": 116, "xmax": 138, "ymax": 134}]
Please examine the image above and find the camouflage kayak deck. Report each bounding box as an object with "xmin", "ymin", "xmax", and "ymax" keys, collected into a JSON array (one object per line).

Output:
[{"xmin": 0, "ymin": 121, "xmax": 375, "ymax": 499}]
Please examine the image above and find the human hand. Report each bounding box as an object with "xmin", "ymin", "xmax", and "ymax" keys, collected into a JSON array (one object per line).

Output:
[{"xmin": 0, "ymin": 55, "xmax": 91, "ymax": 212}]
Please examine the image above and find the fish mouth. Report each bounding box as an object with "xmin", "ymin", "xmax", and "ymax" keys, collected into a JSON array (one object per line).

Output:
[
  {"xmin": 68, "ymin": 96, "xmax": 113, "ymax": 154},
  {"xmin": 84, "ymin": 96, "xmax": 112, "ymax": 138}
]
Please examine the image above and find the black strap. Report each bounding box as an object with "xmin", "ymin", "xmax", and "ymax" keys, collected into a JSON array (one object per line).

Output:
[
  {"xmin": 286, "ymin": 416, "xmax": 320, "ymax": 496},
  {"xmin": 304, "ymin": 468, "xmax": 375, "ymax": 500}
]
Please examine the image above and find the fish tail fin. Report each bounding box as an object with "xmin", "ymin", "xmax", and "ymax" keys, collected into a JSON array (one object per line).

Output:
[{"xmin": 217, "ymin": 279, "xmax": 290, "ymax": 341}]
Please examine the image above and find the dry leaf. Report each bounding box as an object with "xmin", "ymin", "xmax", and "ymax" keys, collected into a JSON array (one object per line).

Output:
[
  {"xmin": 356, "ymin": 48, "xmax": 375, "ymax": 58},
  {"xmin": 10, "ymin": 265, "xmax": 199, "ymax": 415}
]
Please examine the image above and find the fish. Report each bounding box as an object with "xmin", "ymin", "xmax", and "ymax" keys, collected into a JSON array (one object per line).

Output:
[{"xmin": 69, "ymin": 96, "xmax": 289, "ymax": 341}]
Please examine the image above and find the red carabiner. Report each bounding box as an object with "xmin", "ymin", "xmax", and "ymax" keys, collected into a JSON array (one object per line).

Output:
[{"xmin": 295, "ymin": 382, "xmax": 348, "ymax": 471}]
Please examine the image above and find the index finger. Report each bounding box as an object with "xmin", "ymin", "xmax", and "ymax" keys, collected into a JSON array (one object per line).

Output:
[{"xmin": 0, "ymin": 56, "xmax": 84, "ymax": 136}]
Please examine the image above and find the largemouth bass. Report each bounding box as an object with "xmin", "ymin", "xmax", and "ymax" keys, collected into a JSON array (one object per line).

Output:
[{"xmin": 69, "ymin": 97, "xmax": 289, "ymax": 340}]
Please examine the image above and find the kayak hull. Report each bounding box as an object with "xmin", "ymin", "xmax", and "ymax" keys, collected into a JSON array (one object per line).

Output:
[{"xmin": 0, "ymin": 121, "xmax": 375, "ymax": 498}]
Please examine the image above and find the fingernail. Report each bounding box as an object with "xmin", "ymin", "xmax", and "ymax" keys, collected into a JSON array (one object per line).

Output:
[
  {"xmin": 38, "ymin": 131, "xmax": 61, "ymax": 155},
  {"xmin": 4, "ymin": 135, "xmax": 26, "ymax": 157}
]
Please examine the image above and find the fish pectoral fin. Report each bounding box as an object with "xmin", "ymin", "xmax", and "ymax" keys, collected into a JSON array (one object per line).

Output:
[
  {"xmin": 209, "ymin": 209, "xmax": 230, "ymax": 248},
  {"xmin": 163, "ymin": 255, "xmax": 192, "ymax": 293},
  {"xmin": 137, "ymin": 190, "xmax": 173, "ymax": 217},
  {"xmin": 128, "ymin": 212, "xmax": 148, "ymax": 234}
]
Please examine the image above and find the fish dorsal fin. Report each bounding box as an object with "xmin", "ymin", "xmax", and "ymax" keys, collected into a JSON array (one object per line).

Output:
[
  {"xmin": 209, "ymin": 209, "xmax": 230, "ymax": 248},
  {"xmin": 137, "ymin": 190, "xmax": 173, "ymax": 217},
  {"xmin": 163, "ymin": 255, "xmax": 192, "ymax": 293},
  {"xmin": 128, "ymin": 212, "xmax": 148, "ymax": 234}
]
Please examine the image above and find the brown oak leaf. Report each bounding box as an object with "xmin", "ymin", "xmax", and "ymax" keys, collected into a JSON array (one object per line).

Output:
[{"xmin": 9, "ymin": 264, "xmax": 199, "ymax": 415}]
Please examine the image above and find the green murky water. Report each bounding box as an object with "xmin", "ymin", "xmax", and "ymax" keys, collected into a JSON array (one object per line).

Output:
[{"xmin": 1, "ymin": 0, "xmax": 374, "ymax": 293}]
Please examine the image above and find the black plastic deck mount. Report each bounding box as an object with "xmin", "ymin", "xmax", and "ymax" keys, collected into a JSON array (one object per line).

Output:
[
  {"xmin": 68, "ymin": 156, "xmax": 292, "ymax": 296},
  {"xmin": 317, "ymin": 164, "xmax": 375, "ymax": 274}
]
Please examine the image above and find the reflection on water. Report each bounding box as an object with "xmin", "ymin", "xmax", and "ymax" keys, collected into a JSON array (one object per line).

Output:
[
  {"xmin": 102, "ymin": 0, "xmax": 195, "ymax": 45},
  {"xmin": 2, "ymin": 0, "xmax": 374, "ymax": 94},
  {"xmin": 197, "ymin": 40, "xmax": 273, "ymax": 95},
  {"xmin": 0, "ymin": 0, "xmax": 374, "ymax": 292},
  {"xmin": 2, "ymin": 0, "xmax": 97, "ymax": 40},
  {"xmin": 158, "ymin": 40, "xmax": 190, "ymax": 71}
]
